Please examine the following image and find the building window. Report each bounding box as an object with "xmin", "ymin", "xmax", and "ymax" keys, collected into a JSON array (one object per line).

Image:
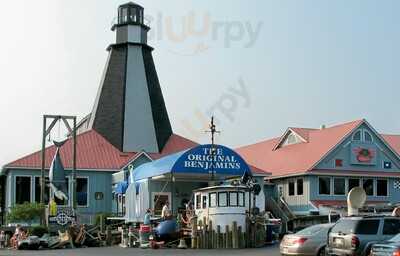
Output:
[
  {"xmin": 334, "ymin": 178, "xmax": 346, "ymax": 195},
  {"xmin": 229, "ymin": 192, "xmax": 238, "ymax": 206},
  {"xmin": 297, "ymin": 179, "xmax": 303, "ymax": 195},
  {"xmin": 384, "ymin": 161, "xmax": 392, "ymax": 169},
  {"xmin": 218, "ymin": 192, "xmax": 228, "ymax": 207},
  {"xmin": 364, "ymin": 131, "xmax": 373, "ymax": 142},
  {"xmin": 348, "ymin": 178, "xmax": 360, "ymax": 192},
  {"xmin": 196, "ymin": 194, "xmax": 201, "ymax": 209},
  {"xmin": 353, "ymin": 130, "xmax": 362, "ymax": 141},
  {"xmin": 288, "ymin": 181, "xmax": 295, "ymax": 196},
  {"xmin": 363, "ymin": 179, "xmax": 374, "ymax": 196},
  {"xmin": 377, "ymin": 180, "xmax": 388, "ymax": 196},
  {"xmin": 209, "ymin": 193, "xmax": 217, "ymax": 208},
  {"xmin": 15, "ymin": 176, "xmax": 31, "ymax": 204},
  {"xmin": 335, "ymin": 159, "xmax": 343, "ymax": 167},
  {"xmin": 34, "ymin": 177, "xmax": 50, "ymax": 204},
  {"xmin": 319, "ymin": 177, "xmax": 331, "ymax": 195},
  {"xmin": 238, "ymin": 192, "xmax": 245, "ymax": 207},
  {"xmin": 77, "ymin": 177, "xmax": 88, "ymax": 207},
  {"xmin": 202, "ymin": 195, "xmax": 207, "ymax": 209}
]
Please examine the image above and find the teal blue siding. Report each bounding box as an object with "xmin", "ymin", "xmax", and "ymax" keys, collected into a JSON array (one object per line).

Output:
[
  {"xmin": 5, "ymin": 168, "xmax": 114, "ymax": 222},
  {"xmin": 315, "ymin": 123, "xmax": 400, "ymax": 172}
]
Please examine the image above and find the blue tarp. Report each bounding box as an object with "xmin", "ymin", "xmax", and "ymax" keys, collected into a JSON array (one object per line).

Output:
[
  {"xmin": 114, "ymin": 181, "xmax": 129, "ymax": 194},
  {"xmin": 129, "ymin": 144, "xmax": 251, "ymax": 183}
]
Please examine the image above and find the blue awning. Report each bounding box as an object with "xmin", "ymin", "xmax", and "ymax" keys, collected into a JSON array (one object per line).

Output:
[
  {"xmin": 114, "ymin": 181, "xmax": 129, "ymax": 194},
  {"xmin": 129, "ymin": 144, "xmax": 251, "ymax": 183}
]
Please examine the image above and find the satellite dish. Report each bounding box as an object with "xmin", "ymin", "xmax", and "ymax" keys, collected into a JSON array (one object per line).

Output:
[{"xmin": 347, "ymin": 187, "xmax": 366, "ymax": 216}]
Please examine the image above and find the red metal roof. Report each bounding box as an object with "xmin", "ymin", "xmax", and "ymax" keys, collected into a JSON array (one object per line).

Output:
[
  {"xmin": 4, "ymin": 130, "xmax": 198, "ymax": 171},
  {"xmin": 236, "ymin": 120, "xmax": 367, "ymax": 178}
]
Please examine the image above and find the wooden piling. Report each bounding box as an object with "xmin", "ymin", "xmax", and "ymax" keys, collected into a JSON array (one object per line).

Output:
[
  {"xmin": 225, "ymin": 225, "xmax": 230, "ymax": 249},
  {"xmin": 238, "ymin": 226, "xmax": 242, "ymax": 249},
  {"xmin": 232, "ymin": 221, "xmax": 238, "ymax": 249},
  {"xmin": 216, "ymin": 225, "xmax": 221, "ymax": 249}
]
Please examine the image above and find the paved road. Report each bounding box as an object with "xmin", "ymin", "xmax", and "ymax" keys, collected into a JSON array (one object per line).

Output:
[{"xmin": 0, "ymin": 244, "xmax": 280, "ymax": 256}]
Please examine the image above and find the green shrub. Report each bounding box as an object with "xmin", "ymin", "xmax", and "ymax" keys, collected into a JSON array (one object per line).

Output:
[
  {"xmin": 28, "ymin": 225, "xmax": 48, "ymax": 237},
  {"xmin": 7, "ymin": 202, "xmax": 45, "ymax": 223}
]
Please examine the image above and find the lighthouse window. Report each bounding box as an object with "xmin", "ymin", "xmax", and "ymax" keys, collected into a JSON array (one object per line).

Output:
[
  {"xmin": 15, "ymin": 176, "xmax": 31, "ymax": 204},
  {"xmin": 238, "ymin": 192, "xmax": 245, "ymax": 207},
  {"xmin": 218, "ymin": 192, "xmax": 228, "ymax": 207},
  {"xmin": 229, "ymin": 192, "xmax": 238, "ymax": 206},
  {"xmin": 209, "ymin": 193, "xmax": 217, "ymax": 208},
  {"xmin": 363, "ymin": 179, "xmax": 374, "ymax": 196}
]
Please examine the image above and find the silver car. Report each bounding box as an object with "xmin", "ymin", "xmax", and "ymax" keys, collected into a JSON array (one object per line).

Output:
[{"xmin": 280, "ymin": 223, "xmax": 334, "ymax": 256}]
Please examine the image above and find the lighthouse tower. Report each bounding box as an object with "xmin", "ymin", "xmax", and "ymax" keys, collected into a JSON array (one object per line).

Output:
[{"xmin": 89, "ymin": 2, "xmax": 173, "ymax": 153}]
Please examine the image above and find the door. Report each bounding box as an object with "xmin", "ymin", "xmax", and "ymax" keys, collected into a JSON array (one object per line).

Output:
[{"xmin": 152, "ymin": 192, "xmax": 171, "ymax": 216}]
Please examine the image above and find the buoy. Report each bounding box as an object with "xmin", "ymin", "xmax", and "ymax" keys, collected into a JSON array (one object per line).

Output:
[{"xmin": 178, "ymin": 238, "xmax": 187, "ymax": 249}]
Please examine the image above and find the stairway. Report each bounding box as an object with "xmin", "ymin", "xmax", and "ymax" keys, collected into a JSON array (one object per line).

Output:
[{"xmin": 266, "ymin": 197, "xmax": 296, "ymax": 234}]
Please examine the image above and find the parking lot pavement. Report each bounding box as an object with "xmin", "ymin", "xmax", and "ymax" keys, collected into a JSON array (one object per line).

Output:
[{"xmin": 0, "ymin": 244, "xmax": 280, "ymax": 256}]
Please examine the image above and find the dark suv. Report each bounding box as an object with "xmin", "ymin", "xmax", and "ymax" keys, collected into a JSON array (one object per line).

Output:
[{"xmin": 326, "ymin": 216, "xmax": 400, "ymax": 256}]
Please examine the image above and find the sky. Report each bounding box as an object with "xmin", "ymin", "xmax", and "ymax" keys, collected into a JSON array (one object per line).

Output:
[{"xmin": 0, "ymin": 0, "xmax": 399, "ymax": 166}]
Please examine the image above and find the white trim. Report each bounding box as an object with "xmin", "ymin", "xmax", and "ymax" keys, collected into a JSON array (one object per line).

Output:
[
  {"xmin": 13, "ymin": 175, "xmax": 33, "ymax": 205},
  {"xmin": 352, "ymin": 129, "xmax": 363, "ymax": 141},
  {"xmin": 121, "ymin": 151, "xmax": 153, "ymax": 170}
]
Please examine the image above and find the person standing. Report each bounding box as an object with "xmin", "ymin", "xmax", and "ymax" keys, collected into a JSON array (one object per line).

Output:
[
  {"xmin": 143, "ymin": 208, "xmax": 152, "ymax": 225},
  {"xmin": 161, "ymin": 201, "xmax": 171, "ymax": 219}
]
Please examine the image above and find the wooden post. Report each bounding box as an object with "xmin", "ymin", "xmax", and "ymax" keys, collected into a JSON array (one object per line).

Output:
[
  {"xmin": 216, "ymin": 225, "xmax": 221, "ymax": 249},
  {"xmin": 208, "ymin": 220, "xmax": 213, "ymax": 249},
  {"xmin": 40, "ymin": 116, "xmax": 47, "ymax": 225},
  {"xmin": 238, "ymin": 226, "xmax": 242, "ymax": 249},
  {"xmin": 222, "ymin": 232, "xmax": 226, "ymax": 249},
  {"xmin": 106, "ymin": 226, "xmax": 112, "ymax": 246},
  {"xmin": 232, "ymin": 221, "xmax": 238, "ymax": 249},
  {"xmin": 72, "ymin": 116, "xmax": 77, "ymax": 210},
  {"xmin": 225, "ymin": 225, "xmax": 230, "ymax": 249}
]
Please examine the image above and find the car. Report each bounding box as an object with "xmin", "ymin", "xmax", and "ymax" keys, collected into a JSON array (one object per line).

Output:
[
  {"xmin": 280, "ymin": 223, "xmax": 334, "ymax": 256},
  {"xmin": 326, "ymin": 215, "xmax": 400, "ymax": 256},
  {"xmin": 371, "ymin": 233, "xmax": 400, "ymax": 256}
]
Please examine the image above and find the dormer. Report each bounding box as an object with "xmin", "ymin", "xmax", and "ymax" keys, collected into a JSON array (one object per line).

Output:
[{"xmin": 273, "ymin": 128, "xmax": 309, "ymax": 150}]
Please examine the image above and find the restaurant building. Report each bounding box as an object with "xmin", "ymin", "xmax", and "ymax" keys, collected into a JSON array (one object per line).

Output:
[
  {"xmin": 0, "ymin": 2, "xmax": 197, "ymax": 223},
  {"xmin": 237, "ymin": 119, "xmax": 400, "ymax": 215}
]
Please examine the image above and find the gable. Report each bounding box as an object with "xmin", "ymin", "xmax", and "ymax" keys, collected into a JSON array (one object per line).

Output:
[
  {"xmin": 273, "ymin": 128, "xmax": 307, "ymax": 150},
  {"xmin": 314, "ymin": 122, "xmax": 400, "ymax": 172}
]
